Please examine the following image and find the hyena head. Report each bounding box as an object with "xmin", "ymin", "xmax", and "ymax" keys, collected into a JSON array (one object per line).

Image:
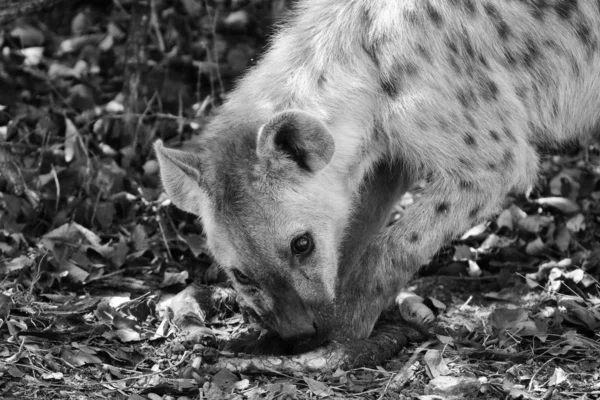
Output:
[{"xmin": 155, "ymin": 110, "xmax": 351, "ymax": 344}]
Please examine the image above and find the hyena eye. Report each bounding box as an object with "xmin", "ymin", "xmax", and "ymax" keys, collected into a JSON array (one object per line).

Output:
[
  {"xmin": 232, "ymin": 268, "xmax": 252, "ymax": 285},
  {"xmin": 291, "ymin": 234, "xmax": 313, "ymax": 256}
]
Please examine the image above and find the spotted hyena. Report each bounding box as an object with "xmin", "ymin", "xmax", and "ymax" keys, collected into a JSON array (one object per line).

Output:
[{"xmin": 155, "ymin": 0, "xmax": 600, "ymax": 349}]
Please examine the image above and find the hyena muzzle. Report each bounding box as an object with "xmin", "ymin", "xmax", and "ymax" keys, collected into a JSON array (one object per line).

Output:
[{"xmin": 155, "ymin": 0, "xmax": 600, "ymax": 348}]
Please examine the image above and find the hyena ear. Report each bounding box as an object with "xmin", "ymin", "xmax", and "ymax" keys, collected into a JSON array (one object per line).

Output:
[
  {"xmin": 154, "ymin": 140, "xmax": 206, "ymax": 215},
  {"xmin": 257, "ymin": 110, "xmax": 335, "ymax": 173}
]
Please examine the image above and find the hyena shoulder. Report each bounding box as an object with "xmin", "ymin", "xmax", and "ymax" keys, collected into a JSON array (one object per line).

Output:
[{"xmin": 156, "ymin": 0, "xmax": 600, "ymax": 349}]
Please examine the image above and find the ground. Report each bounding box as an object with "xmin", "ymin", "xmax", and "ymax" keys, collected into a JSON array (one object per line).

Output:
[{"xmin": 0, "ymin": 1, "xmax": 599, "ymax": 399}]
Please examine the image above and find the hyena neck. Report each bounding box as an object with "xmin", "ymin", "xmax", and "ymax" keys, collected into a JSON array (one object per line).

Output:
[{"xmin": 223, "ymin": 1, "xmax": 383, "ymax": 193}]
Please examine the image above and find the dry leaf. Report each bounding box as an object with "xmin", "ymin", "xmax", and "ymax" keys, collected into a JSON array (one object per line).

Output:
[{"xmin": 304, "ymin": 377, "xmax": 334, "ymax": 398}]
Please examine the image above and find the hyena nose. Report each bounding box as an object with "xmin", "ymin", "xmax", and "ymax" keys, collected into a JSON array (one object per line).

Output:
[{"xmin": 276, "ymin": 309, "xmax": 317, "ymax": 341}]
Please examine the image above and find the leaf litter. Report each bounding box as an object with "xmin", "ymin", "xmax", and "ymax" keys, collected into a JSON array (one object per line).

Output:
[{"xmin": 0, "ymin": 1, "xmax": 599, "ymax": 399}]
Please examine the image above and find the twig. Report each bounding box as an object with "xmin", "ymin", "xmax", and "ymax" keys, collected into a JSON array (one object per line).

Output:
[
  {"xmin": 528, "ymin": 357, "xmax": 556, "ymax": 391},
  {"xmin": 203, "ymin": 0, "xmax": 224, "ymax": 96},
  {"xmin": 50, "ymin": 165, "xmax": 60, "ymax": 213},
  {"xmin": 459, "ymin": 295, "xmax": 473, "ymax": 310},
  {"xmin": 384, "ymin": 340, "xmax": 434, "ymax": 394},
  {"xmin": 84, "ymin": 268, "xmax": 127, "ymax": 284},
  {"xmin": 149, "ymin": 0, "xmax": 165, "ymax": 53},
  {"xmin": 157, "ymin": 213, "xmax": 173, "ymax": 260},
  {"xmin": 107, "ymin": 351, "xmax": 191, "ymax": 384}
]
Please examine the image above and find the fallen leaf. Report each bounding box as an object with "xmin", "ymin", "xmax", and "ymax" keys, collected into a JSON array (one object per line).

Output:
[
  {"xmin": 496, "ymin": 209, "xmax": 513, "ymax": 230},
  {"xmin": 115, "ymin": 328, "xmax": 141, "ymax": 342},
  {"xmin": 436, "ymin": 334, "xmax": 454, "ymax": 345},
  {"xmin": 212, "ymin": 368, "xmax": 239, "ymax": 391},
  {"xmin": 467, "ymin": 259, "xmax": 482, "ymax": 277},
  {"xmin": 518, "ymin": 215, "xmax": 552, "ymax": 234},
  {"xmin": 64, "ymin": 117, "xmax": 79, "ymax": 163},
  {"xmin": 42, "ymin": 372, "xmax": 64, "ymax": 380},
  {"xmin": 8, "ymin": 366, "xmax": 24, "ymax": 378},
  {"xmin": 536, "ymin": 196, "xmax": 580, "ymax": 214},
  {"xmin": 461, "ymin": 222, "xmax": 488, "ymax": 240},
  {"xmin": 233, "ymin": 379, "xmax": 250, "ymax": 390},
  {"xmin": 548, "ymin": 367, "xmax": 567, "ymax": 387},
  {"xmin": 525, "ymin": 237, "xmax": 547, "ymax": 256},
  {"xmin": 566, "ymin": 213, "xmax": 586, "ymax": 232},
  {"xmin": 304, "ymin": 377, "xmax": 334, "ymax": 397},
  {"xmin": 554, "ymin": 225, "xmax": 571, "ymax": 252},
  {"xmin": 61, "ymin": 348, "xmax": 102, "ymax": 366},
  {"xmin": 161, "ymin": 270, "xmax": 189, "ymax": 287},
  {"xmin": 489, "ymin": 308, "xmax": 529, "ymax": 331},
  {"xmin": 453, "ymin": 245, "xmax": 474, "ymax": 260},
  {"xmin": 423, "ymin": 349, "xmax": 451, "ymax": 379}
]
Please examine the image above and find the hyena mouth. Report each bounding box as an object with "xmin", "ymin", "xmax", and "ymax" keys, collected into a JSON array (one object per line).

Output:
[
  {"xmin": 244, "ymin": 305, "xmax": 323, "ymax": 347},
  {"xmin": 289, "ymin": 322, "xmax": 328, "ymax": 353}
]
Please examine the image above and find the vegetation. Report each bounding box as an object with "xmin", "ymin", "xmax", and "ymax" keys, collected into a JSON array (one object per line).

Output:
[{"xmin": 0, "ymin": 1, "xmax": 598, "ymax": 399}]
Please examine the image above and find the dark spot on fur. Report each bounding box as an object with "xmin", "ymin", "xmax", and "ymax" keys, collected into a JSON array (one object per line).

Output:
[
  {"xmin": 438, "ymin": 117, "xmax": 450, "ymax": 131},
  {"xmin": 425, "ymin": 171, "xmax": 436, "ymax": 184},
  {"xmin": 457, "ymin": 90, "xmax": 469, "ymax": 108},
  {"xmin": 447, "ymin": 40, "xmax": 459, "ymax": 55},
  {"xmin": 576, "ymin": 22, "xmax": 597, "ymax": 54},
  {"xmin": 478, "ymin": 55, "xmax": 489, "ymax": 68},
  {"xmin": 361, "ymin": 7, "xmax": 373, "ymax": 25},
  {"xmin": 576, "ymin": 22, "xmax": 591, "ymax": 46},
  {"xmin": 449, "ymin": 55, "xmax": 461, "ymax": 73},
  {"xmin": 407, "ymin": 11, "xmax": 421, "ymax": 26},
  {"xmin": 554, "ymin": 0, "xmax": 578, "ymax": 19},
  {"xmin": 505, "ymin": 50, "xmax": 517, "ymax": 66},
  {"xmin": 516, "ymin": 86, "xmax": 528, "ymax": 101},
  {"xmin": 469, "ymin": 205, "xmax": 481, "ymax": 219},
  {"xmin": 427, "ymin": 3, "xmax": 444, "ymax": 27},
  {"xmin": 402, "ymin": 62, "xmax": 419, "ymax": 76},
  {"xmin": 464, "ymin": 0, "xmax": 476, "ymax": 14},
  {"xmin": 543, "ymin": 39, "xmax": 559, "ymax": 51},
  {"xmin": 459, "ymin": 157, "xmax": 473, "ymax": 170},
  {"xmin": 317, "ymin": 72, "xmax": 326, "ymax": 87},
  {"xmin": 489, "ymin": 130, "xmax": 501, "ymax": 141},
  {"xmin": 459, "ymin": 179, "xmax": 474, "ymax": 190},
  {"xmin": 487, "ymin": 162, "xmax": 497, "ymax": 171},
  {"xmin": 552, "ymin": 100, "xmax": 559, "ymax": 118},
  {"xmin": 464, "ymin": 113, "xmax": 478, "ymax": 129},
  {"xmin": 363, "ymin": 42, "xmax": 380, "ymax": 67},
  {"xmin": 481, "ymin": 79, "xmax": 499, "ymax": 101},
  {"xmin": 530, "ymin": 0, "xmax": 551, "ymax": 20},
  {"xmin": 497, "ymin": 21, "xmax": 511, "ymax": 40},
  {"xmin": 503, "ymin": 127, "xmax": 516, "ymax": 142},
  {"xmin": 450, "ymin": 0, "xmax": 477, "ymax": 14},
  {"xmin": 464, "ymin": 133, "xmax": 477, "ymax": 146},
  {"xmin": 484, "ymin": 3, "xmax": 499, "ymax": 17},
  {"xmin": 436, "ymin": 201, "xmax": 450, "ymax": 214},
  {"xmin": 571, "ymin": 56, "xmax": 581, "ymax": 76},
  {"xmin": 457, "ymin": 88, "xmax": 478, "ymax": 109},
  {"xmin": 372, "ymin": 120, "xmax": 387, "ymax": 142},
  {"xmin": 484, "ymin": 1, "xmax": 511, "ymax": 40},
  {"xmin": 381, "ymin": 77, "xmax": 400, "ymax": 98},
  {"xmin": 528, "ymin": 122, "xmax": 546, "ymax": 138},
  {"xmin": 417, "ymin": 45, "xmax": 432, "ymax": 63},
  {"xmin": 463, "ymin": 36, "xmax": 475, "ymax": 59},
  {"xmin": 523, "ymin": 39, "xmax": 540, "ymax": 68},
  {"xmin": 501, "ymin": 149, "xmax": 514, "ymax": 168},
  {"xmin": 408, "ymin": 232, "xmax": 420, "ymax": 243}
]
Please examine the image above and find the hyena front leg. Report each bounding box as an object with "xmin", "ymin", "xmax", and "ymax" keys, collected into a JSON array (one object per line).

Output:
[
  {"xmin": 333, "ymin": 141, "xmax": 539, "ymax": 340},
  {"xmin": 338, "ymin": 160, "xmax": 412, "ymax": 271}
]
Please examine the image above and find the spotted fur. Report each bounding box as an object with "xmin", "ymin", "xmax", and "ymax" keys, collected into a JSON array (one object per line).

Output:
[{"xmin": 156, "ymin": 0, "xmax": 600, "ymax": 346}]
